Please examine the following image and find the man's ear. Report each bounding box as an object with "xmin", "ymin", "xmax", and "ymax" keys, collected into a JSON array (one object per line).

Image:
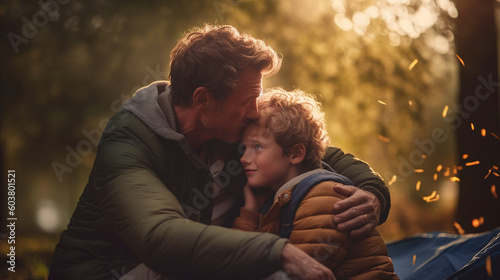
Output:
[
  {"xmin": 192, "ymin": 87, "xmax": 211, "ymax": 110},
  {"xmin": 289, "ymin": 143, "xmax": 306, "ymax": 164}
]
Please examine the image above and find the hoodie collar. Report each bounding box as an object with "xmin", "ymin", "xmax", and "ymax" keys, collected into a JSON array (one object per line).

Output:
[{"xmin": 122, "ymin": 81, "xmax": 184, "ymax": 142}]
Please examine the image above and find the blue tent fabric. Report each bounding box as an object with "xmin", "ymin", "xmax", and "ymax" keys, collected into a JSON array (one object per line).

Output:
[{"xmin": 387, "ymin": 227, "xmax": 500, "ymax": 280}]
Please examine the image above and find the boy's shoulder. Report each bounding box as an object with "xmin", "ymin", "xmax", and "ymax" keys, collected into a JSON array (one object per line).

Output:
[
  {"xmin": 293, "ymin": 169, "xmax": 353, "ymax": 196},
  {"xmin": 302, "ymin": 180, "xmax": 347, "ymax": 199}
]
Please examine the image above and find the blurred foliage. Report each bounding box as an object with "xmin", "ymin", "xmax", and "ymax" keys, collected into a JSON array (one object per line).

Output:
[
  {"xmin": 0, "ymin": 0, "xmax": 476, "ymax": 277},
  {"xmin": 0, "ymin": 236, "xmax": 57, "ymax": 280}
]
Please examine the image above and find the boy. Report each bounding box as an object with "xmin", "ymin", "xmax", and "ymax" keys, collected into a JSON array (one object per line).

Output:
[{"xmin": 233, "ymin": 88, "xmax": 399, "ymax": 280}]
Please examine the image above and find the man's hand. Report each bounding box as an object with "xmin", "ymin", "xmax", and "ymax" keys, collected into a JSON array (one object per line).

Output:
[
  {"xmin": 281, "ymin": 243, "xmax": 335, "ymax": 280},
  {"xmin": 332, "ymin": 185, "xmax": 381, "ymax": 238},
  {"xmin": 242, "ymin": 184, "xmax": 272, "ymax": 212}
]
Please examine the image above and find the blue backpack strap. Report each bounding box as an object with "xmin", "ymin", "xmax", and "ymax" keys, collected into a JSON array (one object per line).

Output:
[
  {"xmin": 279, "ymin": 171, "xmax": 353, "ymax": 238},
  {"xmin": 260, "ymin": 194, "xmax": 274, "ymax": 215}
]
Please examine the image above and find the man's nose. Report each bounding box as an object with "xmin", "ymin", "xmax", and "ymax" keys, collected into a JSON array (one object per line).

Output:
[{"xmin": 245, "ymin": 99, "xmax": 259, "ymax": 120}]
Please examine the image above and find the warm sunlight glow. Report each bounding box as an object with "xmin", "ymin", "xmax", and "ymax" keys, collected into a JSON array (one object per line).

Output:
[
  {"xmin": 331, "ymin": 0, "xmax": 346, "ymax": 13},
  {"xmin": 389, "ymin": 32, "xmax": 401, "ymax": 46},
  {"xmin": 414, "ymin": 6, "xmax": 438, "ymax": 31},
  {"xmin": 364, "ymin": 6, "xmax": 380, "ymax": 18},
  {"xmin": 353, "ymin": 11, "xmax": 370, "ymax": 35},
  {"xmin": 433, "ymin": 35, "xmax": 450, "ymax": 54},
  {"xmin": 334, "ymin": 13, "xmax": 353, "ymax": 31},
  {"xmin": 331, "ymin": 0, "xmax": 457, "ymax": 54},
  {"xmin": 36, "ymin": 200, "xmax": 61, "ymax": 233}
]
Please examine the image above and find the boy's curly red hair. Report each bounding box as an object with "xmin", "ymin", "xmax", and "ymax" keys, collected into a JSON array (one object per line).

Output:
[{"xmin": 256, "ymin": 88, "xmax": 330, "ymax": 170}]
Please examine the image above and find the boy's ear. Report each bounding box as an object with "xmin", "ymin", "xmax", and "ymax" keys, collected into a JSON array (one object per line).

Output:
[
  {"xmin": 289, "ymin": 143, "xmax": 306, "ymax": 164},
  {"xmin": 192, "ymin": 87, "xmax": 211, "ymax": 110}
]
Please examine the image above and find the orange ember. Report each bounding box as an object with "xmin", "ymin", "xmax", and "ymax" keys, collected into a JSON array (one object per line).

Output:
[
  {"xmin": 443, "ymin": 167, "xmax": 450, "ymax": 177},
  {"xmin": 378, "ymin": 135, "xmax": 390, "ymax": 143},
  {"xmin": 486, "ymin": 255, "xmax": 492, "ymax": 276},
  {"xmin": 491, "ymin": 132, "xmax": 500, "ymax": 141},
  {"xmin": 472, "ymin": 217, "xmax": 484, "ymax": 228},
  {"xmin": 436, "ymin": 165, "xmax": 443, "ymax": 172},
  {"xmin": 456, "ymin": 54, "xmax": 465, "ymax": 66},
  {"xmin": 409, "ymin": 59, "xmax": 418, "ymax": 70},
  {"xmin": 450, "ymin": 177, "xmax": 460, "ymax": 182},
  {"xmin": 442, "ymin": 105, "xmax": 449, "ymax": 118},
  {"xmin": 453, "ymin": 222, "xmax": 465, "ymax": 235},
  {"xmin": 423, "ymin": 191, "xmax": 439, "ymax": 202},
  {"xmin": 388, "ymin": 175, "xmax": 397, "ymax": 186}
]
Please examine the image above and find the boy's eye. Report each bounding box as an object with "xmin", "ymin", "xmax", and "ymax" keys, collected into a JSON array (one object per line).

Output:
[{"xmin": 254, "ymin": 144, "xmax": 262, "ymax": 150}]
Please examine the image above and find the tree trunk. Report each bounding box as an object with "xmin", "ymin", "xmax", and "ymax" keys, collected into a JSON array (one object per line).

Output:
[{"xmin": 454, "ymin": 0, "xmax": 500, "ymax": 233}]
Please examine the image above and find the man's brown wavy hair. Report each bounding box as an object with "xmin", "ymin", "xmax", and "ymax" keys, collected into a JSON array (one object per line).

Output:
[
  {"xmin": 256, "ymin": 88, "xmax": 330, "ymax": 171},
  {"xmin": 169, "ymin": 24, "xmax": 281, "ymax": 107}
]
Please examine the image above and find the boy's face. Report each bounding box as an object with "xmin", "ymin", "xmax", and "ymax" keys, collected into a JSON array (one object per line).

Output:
[{"xmin": 240, "ymin": 124, "xmax": 296, "ymax": 191}]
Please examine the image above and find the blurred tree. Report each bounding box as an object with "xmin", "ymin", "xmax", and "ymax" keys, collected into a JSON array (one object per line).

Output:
[
  {"xmin": 454, "ymin": 0, "xmax": 500, "ymax": 233},
  {"xmin": 0, "ymin": 0, "xmax": 228, "ymax": 233}
]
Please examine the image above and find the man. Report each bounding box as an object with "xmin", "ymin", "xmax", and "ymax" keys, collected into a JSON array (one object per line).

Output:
[{"xmin": 49, "ymin": 24, "xmax": 390, "ymax": 280}]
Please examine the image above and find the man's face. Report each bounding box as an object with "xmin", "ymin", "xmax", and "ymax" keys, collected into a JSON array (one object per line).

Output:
[
  {"xmin": 202, "ymin": 68, "xmax": 262, "ymax": 143},
  {"xmin": 240, "ymin": 123, "xmax": 295, "ymax": 191}
]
